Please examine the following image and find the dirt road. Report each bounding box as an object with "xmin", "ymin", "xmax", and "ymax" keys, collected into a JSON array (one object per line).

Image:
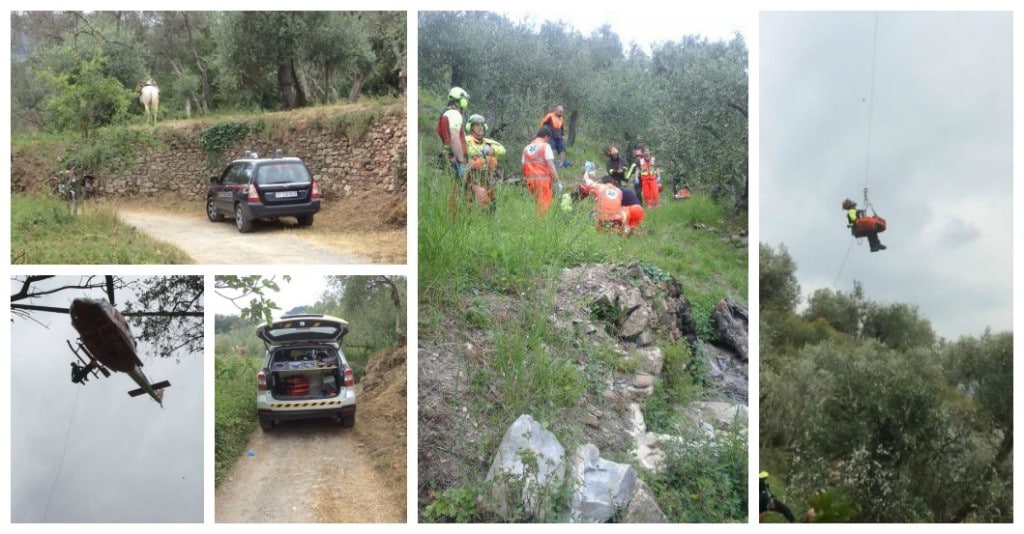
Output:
[
  {"xmin": 215, "ymin": 419, "xmax": 405, "ymax": 523},
  {"xmin": 117, "ymin": 210, "xmax": 370, "ymax": 264}
]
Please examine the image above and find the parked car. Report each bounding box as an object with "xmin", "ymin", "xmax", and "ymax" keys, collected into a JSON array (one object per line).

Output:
[
  {"xmin": 206, "ymin": 150, "xmax": 321, "ymax": 233},
  {"xmin": 256, "ymin": 314, "xmax": 356, "ymax": 430}
]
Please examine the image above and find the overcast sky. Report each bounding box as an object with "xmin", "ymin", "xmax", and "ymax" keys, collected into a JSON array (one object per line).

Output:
[
  {"xmin": 212, "ymin": 275, "xmax": 331, "ymax": 318},
  {"xmin": 10, "ymin": 276, "xmax": 203, "ymax": 523},
  {"xmin": 760, "ymin": 11, "xmax": 1012, "ymax": 339},
  {"xmin": 502, "ymin": 8, "xmax": 750, "ymax": 52}
]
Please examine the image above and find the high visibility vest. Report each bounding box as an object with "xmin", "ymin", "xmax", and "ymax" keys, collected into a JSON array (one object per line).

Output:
[
  {"xmin": 595, "ymin": 184, "xmax": 625, "ymax": 222},
  {"xmin": 522, "ymin": 138, "xmax": 551, "ymax": 179},
  {"xmin": 639, "ymin": 157, "xmax": 656, "ymax": 179},
  {"xmin": 846, "ymin": 208, "xmax": 858, "ymax": 226},
  {"xmin": 540, "ymin": 112, "xmax": 564, "ymax": 132}
]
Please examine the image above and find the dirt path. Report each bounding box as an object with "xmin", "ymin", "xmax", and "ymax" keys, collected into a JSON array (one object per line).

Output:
[
  {"xmin": 215, "ymin": 419, "xmax": 404, "ymax": 523},
  {"xmin": 117, "ymin": 210, "xmax": 369, "ymax": 264}
]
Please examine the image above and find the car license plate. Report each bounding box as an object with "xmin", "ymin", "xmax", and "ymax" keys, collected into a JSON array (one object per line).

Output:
[{"xmin": 276, "ymin": 191, "xmax": 298, "ymax": 199}]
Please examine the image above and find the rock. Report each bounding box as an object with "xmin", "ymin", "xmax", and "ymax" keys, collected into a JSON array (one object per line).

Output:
[
  {"xmin": 636, "ymin": 329, "xmax": 654, "ymax": 347},
  {"xmin": 623, "ymin": 480, "xmax": 668, "ymax": 523},
  {"xmin": 482, "ymin": 414, "xmax": 566, "ymax": 521},
  {"xmin": 683, "ymin": 401, "xmax": 748, "ymax": 433},
  {"xmin": 711, "ymin": 297, "xmax": 748, "ymax": 361},
  {"xmin": 569, "ymin": 444, "xmax": 638, "ymax": 523},
  {"xmin": 634, "ymin": 347, "xmax": 664, "ymax": 376},
  {"xmin": 632, "ymin": 375, "xmax": 655, "ymax": 389},
  {"xmin": 619, "ymin": 306, "xmax": 650, "ymax": 340},
  {"xmin": 618, "ymin": 287, "xmax": 644, "ymax": 315}
]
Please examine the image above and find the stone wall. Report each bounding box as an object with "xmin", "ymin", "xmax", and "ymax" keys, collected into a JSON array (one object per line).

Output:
[{"xmin": 11, "ymin": 111, "xmax": 406, "ymax": 203}]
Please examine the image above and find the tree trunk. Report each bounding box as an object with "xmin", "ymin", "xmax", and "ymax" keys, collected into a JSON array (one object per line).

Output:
[
  {"xmin": 182, "ymin": 12, "xmax": 210, "ymax": 115},
  {"xmin": 290, "ymin": 58, "xmax": 307, "ymax": 108},
  {"xmin": 278, "ymin": 63, "xmax": 296, "ymax": 109},
  {"xmin": 567, "ymin": 109, "xmax": 578, "ymax": 146},
  {"xmin": 348, "ymin": 71, "xmax": 366, "ymax": 102}
]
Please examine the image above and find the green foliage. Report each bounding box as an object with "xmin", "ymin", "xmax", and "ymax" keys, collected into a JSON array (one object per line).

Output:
[
  {"xmin": 215, "ymin": 353, "xmax": 261, "ymax": 485},
  {"xmin": 327, "ymin": 105, "xmax": 384, "ymax": 141},
  {"xmin": 759, "ymin": 243, "xmax": 800, "ymax": 313},
  {"xmin": 200, "ymin": 121, "xmax": 250, "ymax": 166},
  {"xmin": 644, "ymin": 341, "xmax": 703, "ymax": 432},
  {"xmin": 419, "ymin": 11, "xmax": 747, "ymax": 209},
  {"xmin": 213, "ymin": 275, "xmax": 291, "ymax": 324},
  {"xmin": 803, "ymin": 285, "xmax": 863, "ymax": 336},
  {"xmin": 42, "ymin": 50, "xmax": 135, "ymax": 137},
  {"xmin": 319, "ymin": 276, "xmax": 407, "ymax": 352},
  {"xmin": 69, "ymin": 126, "xmax": 162, "ymax": 175},
  {"xmin": 422, "ymin": 484, "xmax": 481, "ymax": 523},
  {"xmin": 123, "ymin": 276, "xmax": 204, "ymax": 360},
  {"xmin": 11, "ymin": 11, "xmax": 404, "ymax": 133},
  {"xmin": 488, "ymin": 312, "xmax": 585, "ymax": 425},
  {"xmin": 10, "ymin": 194, "xmax": 192, "ymax": 264},
  {"xmin": 643, "ymin": 432, "xmax": 747, "ymax": 522},
  {"xmin": 215, "ymin": 313, "xmax": 258, "ymax": 335}
]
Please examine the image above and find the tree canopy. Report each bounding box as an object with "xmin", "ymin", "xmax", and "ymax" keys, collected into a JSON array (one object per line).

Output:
[
  {"xmin": 11, "ymin": 11, "xmax": 406, "ymax": 134},
  {"xmin": 759, "ymin": 243, "xmax": 1012, "ymax": 522},
  {"xmin": 419, "ymin": 12, "xmax": 748, "ymax": 210}
]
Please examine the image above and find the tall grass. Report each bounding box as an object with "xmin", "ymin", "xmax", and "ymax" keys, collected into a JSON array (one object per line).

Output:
[
  {"xmin": 418, "ymin": 163, "xmax": 748, "ymax": 317},
  {"xmin": 214, "ymin": 353, "xmax": 261, "ymax": 485},
  {"xmin": 10, "ymin": 194, "xmax": 192, "ymax": 264}
]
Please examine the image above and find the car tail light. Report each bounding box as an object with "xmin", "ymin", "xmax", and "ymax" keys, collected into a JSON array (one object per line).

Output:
[
  {"xmin": 311, "ymin": 180, "xmax": 321, "ymax": 199},
  {"xmin": 344, "ymin": 368, "xmax": 355, "ymax": 387},
  {"xmin": 257, "ymin": 371, "xmax": 267, "ymax": 391},
  {"xmin": 247, "ymin": 184, "xmax": 260, "ymax": 202}
]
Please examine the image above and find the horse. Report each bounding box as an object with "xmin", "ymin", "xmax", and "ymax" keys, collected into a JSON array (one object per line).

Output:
[{"xmin": 139, "ymin": 78, "xmax": 160, "ymax": 125}]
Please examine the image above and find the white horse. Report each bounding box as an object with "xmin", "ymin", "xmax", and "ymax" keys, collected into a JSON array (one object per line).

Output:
[{"xmin": 139, "ymin": 78, "xmax": 160, "ymax": 125}]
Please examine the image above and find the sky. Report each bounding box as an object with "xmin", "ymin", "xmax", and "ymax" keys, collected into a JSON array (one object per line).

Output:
[
  {"xmin": 502, "ymin": 8, "xmax": 750, "ymax": 53},
  {"xmin": 9, "ymin": 276, "xmax": 203, "ymax": 523},
  {"xmin": 212, "ymin": 275, "xmax": 332, "ymax": 318},
  {"xmin": 760, "ymin": 12, "xmax": 1012, "ymax": 339}
]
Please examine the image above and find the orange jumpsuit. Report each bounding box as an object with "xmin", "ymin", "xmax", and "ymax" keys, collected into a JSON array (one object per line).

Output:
[{"xmin": 522, "ymin": 137, "xmax": 554, "ymax": 215}]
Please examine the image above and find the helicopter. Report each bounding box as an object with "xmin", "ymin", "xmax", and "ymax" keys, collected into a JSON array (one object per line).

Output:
[
  {"xmin": 10, "ymin": 276, "xmax": 187, "ymax": 408},
  {"xmin": 68, "ymin": 297, "xmax": 171, "ymax": 406}
]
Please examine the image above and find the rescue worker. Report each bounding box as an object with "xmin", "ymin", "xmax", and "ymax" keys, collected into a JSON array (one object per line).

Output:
[
  {"xmin": 577, "ymin": 175, "xmax": 645, "ymax": 234},
  {"xmin": 674, "ymin": 181, "xmax": 691, "ymax": 200},
  {"xmin": 540, "ymin": 105, "xmax": 569, "ymax": 168},
  {"xmin": 628, "ymin": 148, "xmax": 645, "ymax": 206},
  {"xmin": 464, "ymin": 114, "xmax": 506, "ymax": 207},
  {"xmin": 759, "ymin": 471, "xmax": 796, "ymax": 523},
  {"xmin": 605, "ymin": 146, "xmax": 626, "ymax": 187},
  {"xmin": 522, "ymin": 126, "xmax": 561, "ymax": 216},
  {"xmin": 638, "ymin": 146, "xmax": 662, "ymax": 207},
  {"xmin": 843, "ymin": 198, "xmax": 887, "ymax": 252},
  {"xmin": 437, "ymin": 87, "xmax": 470, "ymax": 179}
]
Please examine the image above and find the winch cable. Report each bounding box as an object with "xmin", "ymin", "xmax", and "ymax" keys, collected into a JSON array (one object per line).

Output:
[
  {"xmin": 835, "ymin": 13, "xmax": 880, "ymax": 287},
  {"xmin": 44, "ymin": 385, "xmax": 83, "ymax": 521}
]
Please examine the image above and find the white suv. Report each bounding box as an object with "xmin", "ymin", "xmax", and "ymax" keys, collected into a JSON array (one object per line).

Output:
[{"xmin": 256, "ymin": 314, "xmax": 356, "ymax": 430}]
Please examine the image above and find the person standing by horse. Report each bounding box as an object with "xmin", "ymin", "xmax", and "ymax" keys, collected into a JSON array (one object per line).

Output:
[{"xmin": 139, "ymin": 78, "xmax": 160, "ymax": 125}]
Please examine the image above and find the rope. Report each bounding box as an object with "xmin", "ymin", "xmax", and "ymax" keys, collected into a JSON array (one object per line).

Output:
[
  {"xmin": 863, "ymin": 12, "xmax": 879, "ymax": 193},
  {"xmin": 44, "ymin": 385, "xmax": 82, "ymax": 521}
]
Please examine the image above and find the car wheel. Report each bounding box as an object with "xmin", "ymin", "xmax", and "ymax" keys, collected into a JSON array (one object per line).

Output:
[
  {"xmin": 259, "ymin": 417, "xmax": 275, "ymax": 431},
  {"xmin": 234, "ymin": 204, "xmax": 253, "ymax": 233},
  {"xmin": 206, "ymin": 198, "xmax": 224, "ymax": 222},
  {"xmin": 296, "ymin": 214, "xmax": 314, "ymax": 227},
  {"xmin": 340, "ymin": 414, "xmax": 355, "ymax": 428}
]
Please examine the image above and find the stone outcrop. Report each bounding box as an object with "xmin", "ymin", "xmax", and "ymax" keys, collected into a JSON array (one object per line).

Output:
[{"xmin": 711, "ymin": 297, "xmax": 749, "ymax": 361}]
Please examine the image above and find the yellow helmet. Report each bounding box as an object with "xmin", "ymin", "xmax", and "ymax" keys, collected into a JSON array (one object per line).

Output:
[{"xmin": 759, "ymin": 471, "xmax": 770, "ymax": 479}]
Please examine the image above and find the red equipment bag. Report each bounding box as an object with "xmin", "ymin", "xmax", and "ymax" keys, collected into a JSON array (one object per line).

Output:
[{"xmin": 853, "ymin": 215, "xmax": 886, "ymax": 235}]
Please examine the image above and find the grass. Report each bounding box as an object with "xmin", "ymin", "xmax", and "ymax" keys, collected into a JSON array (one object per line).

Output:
[
  {"xmin": 10, "ymin": 193, "xmax": 193, "ymax": 264},
  {"xmin": 418, "ymin": 129, "xmax": 749, "ymax": 521},
  {"xmin": 214, "ymin": 353, "xmax": 262, "ymax": 486},
  {"xmin": 419, "ymin": 163, "xmax": 747, "ymax": 323}
]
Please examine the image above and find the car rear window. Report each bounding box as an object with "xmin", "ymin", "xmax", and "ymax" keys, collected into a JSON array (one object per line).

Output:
[{"xmin": 255, "ymin": 162, "xmax": 311, "ymax": 185}]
